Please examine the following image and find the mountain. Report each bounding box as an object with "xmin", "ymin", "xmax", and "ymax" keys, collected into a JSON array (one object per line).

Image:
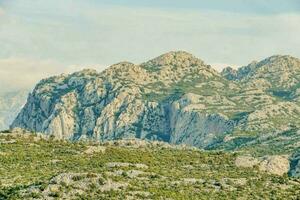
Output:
[
  {"xmin": 11, "ymin": 51, "xmax": 300, "ymax": 154},
  {"xmin": 221, "ymin": 55, "xmax": 300, "ymax": 98},
  {"xmin": 0, "ymin": 90, "xmax": 28, "ymax": 131}
]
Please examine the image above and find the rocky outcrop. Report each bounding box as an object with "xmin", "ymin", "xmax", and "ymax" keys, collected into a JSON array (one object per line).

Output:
[
  {"xmin": 235, "ymin": 156, "xmax": 260, "ymax": 168},
  {"xmin": 10, "ymin": 51, "xmax": 300, "ymax": 152},
  {"xmin": 168, "ymin": 95, "xmax": 234, "ymax": 148},
  {"xmin": 235, "ymin": 155, "xmax": 290, "ymax": 176},
  {"xmin": 221, "ymin": 67, "xmax": 238, "ymax": 81},
  {"xmin": 222, "ymin": 55, "xmax": 300, "ymax": 90},
  {"xmin": 259, "ymin": 155, "xmax": 290, "ymax": 176}
]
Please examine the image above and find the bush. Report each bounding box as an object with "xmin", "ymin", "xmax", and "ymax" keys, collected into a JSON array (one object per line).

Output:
[{"xmin": 0, "ymin": 129, "xmax": 10, "ymax": 133}]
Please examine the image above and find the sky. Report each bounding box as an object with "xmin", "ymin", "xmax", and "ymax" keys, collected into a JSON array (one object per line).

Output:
[{"xmin": 0, "ymin": 0, "xmax": 299, "ymax": 93}]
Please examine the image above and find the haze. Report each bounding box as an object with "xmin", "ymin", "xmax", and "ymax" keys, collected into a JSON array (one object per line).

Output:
[{"xmin": 0, "ymin": 0, "xmax": 299, "ymax": 93}]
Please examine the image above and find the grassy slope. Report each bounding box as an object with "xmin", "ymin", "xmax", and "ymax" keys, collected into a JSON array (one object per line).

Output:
[{"xmin": 0, "ymin": 133, "xmax": 300, "ymax": 200}]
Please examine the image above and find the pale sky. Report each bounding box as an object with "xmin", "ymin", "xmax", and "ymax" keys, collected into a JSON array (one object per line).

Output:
[{"xmin": 0, "ymin": 0, "xmax": 299, "ymax": 93}]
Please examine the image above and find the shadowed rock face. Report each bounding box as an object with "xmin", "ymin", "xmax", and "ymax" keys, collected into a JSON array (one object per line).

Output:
[
  {"xmin": 289, "ymin": 151, "xmax": 300, "ymax": 178},
  {"xmin": 11, "ymin": 51, "xmax": 300, "ymax": 151}
]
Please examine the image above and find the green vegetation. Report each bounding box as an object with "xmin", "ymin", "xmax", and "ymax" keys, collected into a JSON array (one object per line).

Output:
[
  {"xmin": 0, "ymin": 133, "xmax": 299, "ymax": 199},
  {"xmin": 268, "ymin": 89, "xmax": 294, "ymax": 101}
]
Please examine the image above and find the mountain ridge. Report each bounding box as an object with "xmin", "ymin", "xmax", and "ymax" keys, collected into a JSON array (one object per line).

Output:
[{"xmin": 10, "ymin": 51, "xmax": 300, "ymax": 156}]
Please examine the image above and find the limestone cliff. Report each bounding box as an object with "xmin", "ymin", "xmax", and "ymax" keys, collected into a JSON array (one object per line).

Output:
[{"xmin": 11, "ymin": 51, "xmax": 300, "ymax": 151}]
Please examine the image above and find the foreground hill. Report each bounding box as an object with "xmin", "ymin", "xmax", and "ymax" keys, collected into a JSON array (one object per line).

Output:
[
  {"xmin": 10, "ymin": 51, "xmax": 300, "ymax": 155},
  {"xmin": 0, "ymin": 132, "xmax": 300, "ymax": 199}
]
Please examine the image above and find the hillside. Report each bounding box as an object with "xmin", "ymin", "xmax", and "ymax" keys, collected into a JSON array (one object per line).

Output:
[
  {"xmin": 0, "ymin": 132, "xmax": 300, "ymax": 199},
  {"xmin": 10, "ymin": 51, "xmax": 300, "ymax": 155}
]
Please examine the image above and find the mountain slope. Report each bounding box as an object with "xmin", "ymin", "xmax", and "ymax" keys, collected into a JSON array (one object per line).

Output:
[
  {"xmin": 219, "ymin": 55, "xmax": 300, "ymax": 153},
  {"xmin": 11, "ymin": 51, "xmax": 300, "ymax": 153}
]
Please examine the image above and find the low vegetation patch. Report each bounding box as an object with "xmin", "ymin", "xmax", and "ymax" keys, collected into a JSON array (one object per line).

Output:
[{"xmin": 0, "ymin": 133, "xmax": 299, "ymax": 199}]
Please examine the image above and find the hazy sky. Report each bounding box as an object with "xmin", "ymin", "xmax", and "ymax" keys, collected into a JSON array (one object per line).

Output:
[{"xmin": 0, "ymin": 0, "xmax": 299, "ymax": 93}]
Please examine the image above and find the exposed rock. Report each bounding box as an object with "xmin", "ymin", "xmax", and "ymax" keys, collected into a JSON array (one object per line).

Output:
[
  {"xmin": 289, "ymin": 151, "xmax": 300, "ymax": 177},
  {"xmin": 0, "ymin": 139, "xmax": 16, "ymax": 144},
  {"xmin": 259, "ymin": 155, "xmax": 290, "ymax": 176},
  {"xmin": 106, "ymin": 169, "xmax": 146, "ymax": 179},
  {"xmin": 20, "ymin": 172, "xmax": 128, "ymax": 199},
  {"xmin": 83, "ymin": 146, "xmax": 106, "ymax": 155},
  {"xmin": 221, "ymin": 67, "xmax": 238, "ymax": 80},
  {"xmin": 106, "ymin": 162, "xmax": 148, "ymax": 169},
  {"xmin": 235, "ymin": 155, "xmax": 290, "ymax": 176},
  {"xmin": 235, "ymin": 156, "xmax": 260, "ymax": 168},
  {"xmin": 10, "ymin": 52, "xmax": 300, "ymax": 152}
]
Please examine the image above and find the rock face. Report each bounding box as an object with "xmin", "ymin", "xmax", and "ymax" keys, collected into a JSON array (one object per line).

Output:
[
  {"xmin": 235, "ymin": 156, "xmax": 260, "ymax": 168},
  {"xmin": 220, "ymin": 67, "xmax": 238, "ymax": 81},
  {"xmin": 11, "ymin": 51, "xmax": 300, "ymax": 151},
  {"xmin": 289, "ymin": 151, "xmax": 300, "ymax": 177},
  {"xmin": 235, "ymin": 155, "xmax": 290, "ymax": 176},
  {"xmin": 259, "ymin": 156, "xmax": 290, "ymax": 176}
]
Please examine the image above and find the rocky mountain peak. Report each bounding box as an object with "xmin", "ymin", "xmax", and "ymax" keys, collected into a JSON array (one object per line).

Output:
[
  {"xmin": 73, "ymin": 69, "xmax": 99, "ymax": 76},
  {"xmin": 109, "ymin": 61, "xmax": 135, "ymax": 68},
  {"xmin": 222, "ymin": 54, "xmax": 300, "ymax": 84},
  {"xmin": 102, "ymin": 61, "xmax": 136, "ymax": 77},
  {"xmin": 262, "ymin": 54, "xmax": 297, "ymax": 62},
  {"xmin": 141, "ymin": 51, "xmax": 205, "ymax": 72},
  {"xmin": 149, "ymin": 51, "xmax": 200, "ymax": 64},
  {"xmin": 255, "ymin": 55, "xmax": 299, "ymax": 69},
  {"xmin": 221, "ymin": 67, "xmax": 238, "ymax": 80}
]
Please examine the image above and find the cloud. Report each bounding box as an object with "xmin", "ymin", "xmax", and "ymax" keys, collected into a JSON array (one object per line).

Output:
[
  {"xmin": 210, "ymin": 63, "xmax": 239, "ymax": 72},
  {"xmin": 0, "ymin": 1, "xmax": 299, "ymax": 93},
  {"xmin": 1, "ymin": 2, "xmax": 299, "ymax": 66},
  {"xmin": 0, "ymin": 58, "xmax": 104, "ymax": 92}
]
